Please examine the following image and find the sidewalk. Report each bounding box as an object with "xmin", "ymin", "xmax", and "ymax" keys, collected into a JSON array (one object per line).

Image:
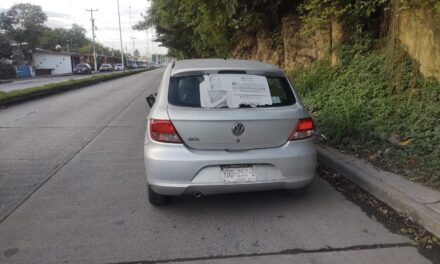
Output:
[{"xmin": 317, "ymin": 145, "xmax": 440, "ymax": 238}]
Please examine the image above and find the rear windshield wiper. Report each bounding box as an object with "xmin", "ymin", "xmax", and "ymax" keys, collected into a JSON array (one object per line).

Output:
[
  {"xmin": 238, "ymin": 104, "xmax": 255, "ymax": 108},
  {"xmin": 239, "ymin": 103, "xmax": 273, "ymax": 108},
  {"xmin": 212, "ymin": 104, "xmax": 271, "ymax": 109}
]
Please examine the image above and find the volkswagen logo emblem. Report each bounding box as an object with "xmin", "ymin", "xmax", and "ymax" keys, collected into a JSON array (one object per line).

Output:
[{"xmin": 231, "ymin": 123, "xmax": 245, "ymax": 137}]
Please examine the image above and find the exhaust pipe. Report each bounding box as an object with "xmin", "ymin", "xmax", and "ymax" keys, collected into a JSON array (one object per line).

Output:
[{"xmin": 193, "ymin": 192, "xmax": 203, "ymax": 198}]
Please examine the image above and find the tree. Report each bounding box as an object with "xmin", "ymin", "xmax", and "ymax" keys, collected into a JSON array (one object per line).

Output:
[
  {"xmin": 40, "ymin": 24, "xmax": 89, "ymax": 53},
  {"xmin": 0, "ymin": 3, "xmax": 47, "ymax": 60},
  {"xmin": 40, "ymin": 27, "xmax": 69, "ymax": 51},
  {"xmin": 68, "ymin": 24, "xmax": 88, "ymax": 52},
  {"xmin": 133, "ymin": 0, "xmax": 289, "ymax": 58},
  {"xmin": 0, "ymin": 32, "xmax": 12, "ymax": 59},
  {"xmin": 133, "ymin": 49, "xmax": 140, "ymax": 59},
  {"xmin": 133, "ymin": 0, "xmax": 200, "ymax": 58}
]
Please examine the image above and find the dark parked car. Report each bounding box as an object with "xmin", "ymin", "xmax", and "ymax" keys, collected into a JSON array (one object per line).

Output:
[
  {"xmin": 73, "ymin": 64, "xmax": 92, "ymax": 75},
  {"xmin": 128, "ymin": 63, "xmax": 139, "ymax": 69},
  {"xmin": 99, "ymin": 64, "xmax": 113, "ymax": 72}
]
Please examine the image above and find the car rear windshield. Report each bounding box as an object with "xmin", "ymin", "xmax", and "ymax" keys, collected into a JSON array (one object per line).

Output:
[{"xmin": 168, "ymin": 74, "xmax": 296, "ymax": 108}]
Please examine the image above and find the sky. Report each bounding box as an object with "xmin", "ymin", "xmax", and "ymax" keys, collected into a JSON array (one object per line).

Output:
[{"xmin": 0, "ymin": 0, "xmax": 168, "ymax": 56}]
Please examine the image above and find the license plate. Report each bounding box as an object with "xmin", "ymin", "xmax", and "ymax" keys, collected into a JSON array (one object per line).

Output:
[{"xmin": 221, "ymin": 165, "xmax": 256, "ymax": 183}]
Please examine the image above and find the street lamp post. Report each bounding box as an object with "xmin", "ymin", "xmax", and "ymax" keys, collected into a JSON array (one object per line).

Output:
[
  {"xmin": 116, "ymin": 0, "xmax": 125, "ymax": 72},
  {"xmin": 85, "ymin": 9, "xmax": 98, "ymax": 72}
]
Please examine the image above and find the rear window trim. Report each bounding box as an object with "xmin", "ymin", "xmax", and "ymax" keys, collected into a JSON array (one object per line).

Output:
[{"xmin": 171, "ymin": 70, "xmax": 285, "ymax": 78}]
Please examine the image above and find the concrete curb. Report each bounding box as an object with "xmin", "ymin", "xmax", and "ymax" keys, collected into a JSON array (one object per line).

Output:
[{"xmin": 317, "ymin": 145, "xmax": 440, "ymax": 238}]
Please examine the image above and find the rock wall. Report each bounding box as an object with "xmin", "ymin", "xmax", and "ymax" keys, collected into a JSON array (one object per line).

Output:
[
  {"xmin": 231, "ymin": 15, "xmax": 343, "ymax": 71},
  {"xmin": 232, "ymin": 5, "xmax": 440, "ymax": 81},
  {"xmin": 393, "ymin": 6, "xmax": 440, "ymax": 80},
  {"xmin": 231, "ymin": 31, "xmax": 284, "ymax": 67}
]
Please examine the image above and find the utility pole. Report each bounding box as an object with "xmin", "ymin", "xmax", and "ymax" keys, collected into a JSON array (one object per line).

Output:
[
  {"xmin": 116, "ymin": 0, "xmax": 125, "ymax": 71},
  {"xmin": 145, "ymin": 1, "xmax": 151, "ymax": 64},
  {"xmin": 126, "ymin": 45, "xmax": 129, "ymax": 66},
  {"xmin": 131, "ymin": 37, "xmax": 136, "ymax": 58},
  {"xmin": 146, "ymin": 29, "xmax": 149, "ymax": 62},
  {"xmin": 85, "ymin": 8, "xmax": 98, "ymax": 72},
  {"xmin": 153, "ymin": 33, "xmax": 158, "ymax": 64}
]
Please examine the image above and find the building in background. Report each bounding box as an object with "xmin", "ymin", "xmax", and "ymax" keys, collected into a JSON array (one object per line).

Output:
[
  {"xmin": 32, "ymin": 49, "xmax": 74, "ymax": 76},
  {"xmin": 31, "ymin": 49, "xmax": 122, "ymax": 76}
]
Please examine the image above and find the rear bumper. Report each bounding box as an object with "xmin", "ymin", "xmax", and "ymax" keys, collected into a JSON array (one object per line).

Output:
[
  {"xmin": 151, "ymin": 178, "xmax": 314, "ymax": 196},
  {"xmin": 144, "ymin": 139, "xmax": 317, "ymax": 196}
]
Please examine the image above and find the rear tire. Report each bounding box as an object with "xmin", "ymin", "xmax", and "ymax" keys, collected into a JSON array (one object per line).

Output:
[{"xmin": 148, "ymin": 185, "xmax": 168, "ymax": 206}]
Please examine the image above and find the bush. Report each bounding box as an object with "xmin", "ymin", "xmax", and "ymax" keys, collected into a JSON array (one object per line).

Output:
[
  {"xmin": 0, "ymin": 63, "xmax": 16, "ymax": 79},
  {"xmin": 288, "ymin": 49, "xmax": 440, "ymax": 188}
]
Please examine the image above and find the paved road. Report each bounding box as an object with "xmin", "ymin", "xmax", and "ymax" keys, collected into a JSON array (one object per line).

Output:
[
  {"xmin": 0, "ymin": 71, "xmax": 118, "ymax": 92},
  {"xmin": 0, "ymin": 69, "xmax": 433, "ymax": 264}
]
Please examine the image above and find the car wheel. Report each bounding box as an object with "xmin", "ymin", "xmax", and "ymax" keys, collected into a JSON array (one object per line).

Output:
[{"xmin": 148, "ymin": 185, "xmax": 168, "ymax": 206}]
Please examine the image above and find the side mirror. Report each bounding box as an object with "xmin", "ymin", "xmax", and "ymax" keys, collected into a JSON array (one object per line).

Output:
[{"xmin": 146, "ymin": 93, "xmax": 157, "ymax": 108}]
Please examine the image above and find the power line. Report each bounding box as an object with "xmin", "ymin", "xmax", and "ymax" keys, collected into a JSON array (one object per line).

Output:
[{"xmin": 85, "ymin": 8, "xmax": 98, "ymax": 72}]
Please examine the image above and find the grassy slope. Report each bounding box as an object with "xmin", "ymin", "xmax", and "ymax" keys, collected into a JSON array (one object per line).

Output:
[
  {"xmin": 288, "ymin": 51, "xmax": 440, "ymax": 189},
  {"xmin": 0, "ymin": 69, "xmax": 149, "ymax": 104}
]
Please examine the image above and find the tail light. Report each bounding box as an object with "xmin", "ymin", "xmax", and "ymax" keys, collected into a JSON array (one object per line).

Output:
[
  {"xmin": 288, "ymin": 118, "xmax": 315, "ymax": 141},
  {"xmin": 149, "ymin": 119, "xmax": 182, "ymax": 143}
]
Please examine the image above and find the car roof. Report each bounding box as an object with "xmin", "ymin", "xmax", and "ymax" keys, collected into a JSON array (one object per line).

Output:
[{"xmin": 171, "ymin": 59, "xmax": 284, "ymax": 77}]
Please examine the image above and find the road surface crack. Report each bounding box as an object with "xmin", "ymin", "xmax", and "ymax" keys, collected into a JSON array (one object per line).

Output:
[{"xmin": 111, "ymin": 242, "xmax": 414, "ymax": 264}]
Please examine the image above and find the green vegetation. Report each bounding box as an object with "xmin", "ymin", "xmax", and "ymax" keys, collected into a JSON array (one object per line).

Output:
[
  {"xmin": 134, "ymin": 0, "xmax": 296, "ymax": 58},
  {"xmin": 0, "ymin": 63, "xmax": 16, "ymax": 79},
  {"xmin": 135, "ymin": 0, "xmax": 440, "ymax": 188},
  {"xmin": 138, "ymin": 0, "xmax": 440, "ymax": 59},
  {"xmin": 298, "ymin": 0, "xmax": 387, "ymax": 36},
  {"xmin": 0, "ymin": 3, "xmax": 47, "ymax": 60},
  {"xmin": 0, "ymin": 70, "xmax": 149, "ymax": 105},
  {"xmin": 39, "ymin": 24, "xmax": 89, "ymax": 54},
  {"xmin": 288, "ymin": 47, "xmax": 440, "ymax": 188},
  {"xmin": 0, "ymin": 3, "xmax": 125, "ymax": 64}
]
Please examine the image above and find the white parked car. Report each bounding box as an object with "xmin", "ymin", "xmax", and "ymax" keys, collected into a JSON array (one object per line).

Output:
[
  {"xmin": 144, "ymin": 59, "xmax": 317, "ymax": 206},
  {"xmin": 99, "ymin": 63, "xmax": 113, "ymax": 72},
  {"xmin": 114, "ymin": 64, "xmax": 124, "ymax": 71}
]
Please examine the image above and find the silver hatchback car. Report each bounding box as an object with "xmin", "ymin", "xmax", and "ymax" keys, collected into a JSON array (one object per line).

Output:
[{"xmin": 144, "ymin": 59, "xmax": 317, "ymax": 205}]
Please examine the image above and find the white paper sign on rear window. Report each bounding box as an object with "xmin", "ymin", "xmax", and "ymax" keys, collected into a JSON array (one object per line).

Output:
[{"xmin": 199, "ymin": 74, "xmax": 273, "ymax": 108}]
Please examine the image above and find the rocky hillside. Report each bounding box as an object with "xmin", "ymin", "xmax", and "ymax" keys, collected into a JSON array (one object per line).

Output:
[
  {"xmin": 231, "ymin": 16, "xmax": 343, "ymax": 72},
  {"xmin": 231, "ymin": 1, "xmax": 440, "ymax": 80}
]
